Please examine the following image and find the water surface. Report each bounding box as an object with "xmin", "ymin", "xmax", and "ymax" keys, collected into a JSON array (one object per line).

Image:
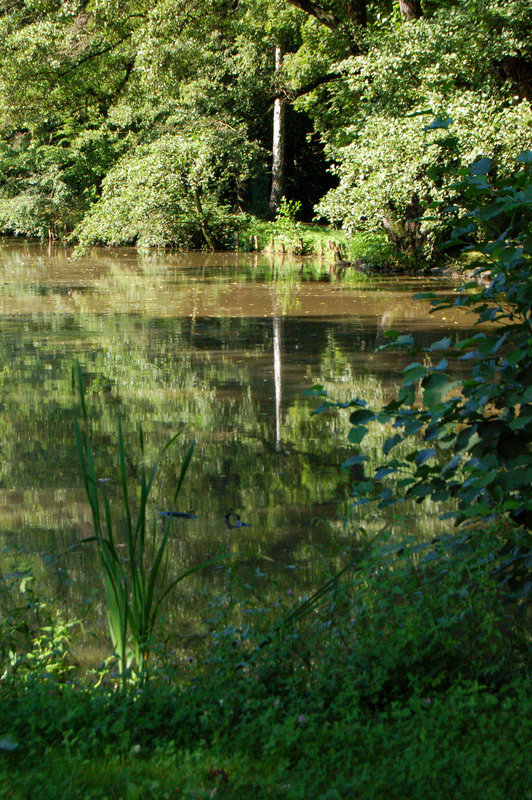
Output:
[{"xmin": 0, "ymin": 240, "xmax": 474, "ymax": 652}]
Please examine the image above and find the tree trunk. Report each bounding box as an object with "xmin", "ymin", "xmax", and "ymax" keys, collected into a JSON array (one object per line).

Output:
[
  {"xmin": 269, "ymin": 46, "xmax": 285, "ymax": 219},
  {"xmin": 398, "ymin": 0, "xmax": 422, "ymax": 20},
  {"xmin": 497, "ymin": 55, "xmax": 532, "ymax": 101},
  {"xmin": 193, "ymin": 186, "xmax": 215, "ymax": 249},
  {"xmin": 381, "ymin": 193, "xmax": 426, "ymax": 262},
  {"xmin": 347, "ymin": 0, "xmax": 366, "ymax": 28}
]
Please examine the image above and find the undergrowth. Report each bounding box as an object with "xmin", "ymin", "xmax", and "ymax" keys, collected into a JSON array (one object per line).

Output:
[{"xmin": 1, "ymin": 532, "xmax": 531, "ymax": 799}]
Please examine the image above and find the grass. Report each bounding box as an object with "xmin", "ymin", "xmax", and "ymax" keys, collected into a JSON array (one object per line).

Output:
[
  {"xmin": 1, "ymin": 365, "xmax": 531, "ymax": 798},
  {"xmin": 2, "ymin": 687, "xmax": 532, "ymax": 800},
  {"xmin": 240, "ymin": 216, "xmax": 394, "ymax": 265}
]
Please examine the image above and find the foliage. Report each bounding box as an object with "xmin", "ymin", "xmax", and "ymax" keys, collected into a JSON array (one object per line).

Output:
[
  {"xmin": 74, "ymin": 363, "xmax": 217, "ymax": 680},
  {"xmin": 72, "ymin": 122, "xmax": 260, "ymax": 251},
  {"xmin": 1, "ymin": 530, "xmax": 531, "ymax": 798},
  {"xmin": 0, "ymin": 564, "xmax": 78, "ymax": 681},
  {"xmin": 313, "ymin": 0, "xmax": 532, "ymax": 263},
  {"xmin": 0, "ymin": 0, "xmax": 281, "ymax": 244},
  {"xmin": 1, "ymin": 0, "xmax": 530, "ymax": 259},
  {"xmin": 0, "ymin": 126, "xmax": 122, "ymax": 239},
  {"xmin": 313, "ymin": 149, "xmax": 532, "ymax": 592}
]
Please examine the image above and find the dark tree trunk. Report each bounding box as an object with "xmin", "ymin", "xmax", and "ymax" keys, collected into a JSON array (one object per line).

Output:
[
  {"xmin": 497, "ymin": 55, "xmax": 532, "ymax": 101},
  {"xmin": 382, "ymin": 193, "xmax": 426, "ymax": 262},
  {"xmin": 398, "ymin": 0, "xmax": 422, "ymax": 21},
  {"xmin": 284, "ymin": 0, "xmax": 360, "ymax": 53},
  {"xmin": 347, "ymin": 0, "xmax": 366, "ymax": 28},
  {"xmin": 193, "ymin": 186, "xmax": 215, "ymax": 249}
]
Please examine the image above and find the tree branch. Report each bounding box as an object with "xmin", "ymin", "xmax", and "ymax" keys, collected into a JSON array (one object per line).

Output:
[
  {"xmin": 284, "ymin": 0, "xmax": 341, "ymax": 31},
  {"xmin": 283, "ymin": 0, "xmax": 361, "ymax": 54},
  {"xmin": 57, "ymin": 32, "xmax": 134, "ymax": 78},
  {"xmin": 287, "ymin": 71, "xmax": 342, "ymax": 100}
]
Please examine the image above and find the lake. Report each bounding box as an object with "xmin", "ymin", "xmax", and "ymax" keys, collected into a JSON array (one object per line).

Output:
[{"xmin": 0, "ymin": 239, "xmax": 474, "ymax": 660}]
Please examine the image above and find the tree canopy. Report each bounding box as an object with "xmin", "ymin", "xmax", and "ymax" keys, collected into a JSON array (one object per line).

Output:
[{"xmin": 0, "ymin": 0, "xmax": 530, "ymax": 254}]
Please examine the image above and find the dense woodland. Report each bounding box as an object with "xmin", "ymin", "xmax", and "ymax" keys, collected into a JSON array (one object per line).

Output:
[{"xmin": 0, "ymin": 0, "xmax": 530, "ymax": 259}]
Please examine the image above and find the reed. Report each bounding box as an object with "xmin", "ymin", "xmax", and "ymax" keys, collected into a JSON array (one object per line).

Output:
[{"xmin": 73, "ymin": 363, "xmax": 209, "ymax": 682}]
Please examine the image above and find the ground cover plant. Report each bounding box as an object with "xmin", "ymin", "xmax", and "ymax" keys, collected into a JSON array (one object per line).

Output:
[{"xmin": 0, "ymin": 531, "xmax": 531, "ymax": 799}]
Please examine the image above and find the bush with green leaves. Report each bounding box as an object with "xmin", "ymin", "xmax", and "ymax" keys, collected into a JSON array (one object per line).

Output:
[
  {"xmin": 0, "ymin": 127, "xmax": 122, "ymax": 239},
  {"xmin": 313, "ymin": 148, "xmax": 532, "ymax": 593},
  {"xmin": 73, "ymin": 121, "xmax": 259, "ymax": 251}
]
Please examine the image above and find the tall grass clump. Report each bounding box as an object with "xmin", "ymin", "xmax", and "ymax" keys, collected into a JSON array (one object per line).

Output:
[{"xmin": 73, "ymin": 363, "xmax": 210, "ymax": 682}]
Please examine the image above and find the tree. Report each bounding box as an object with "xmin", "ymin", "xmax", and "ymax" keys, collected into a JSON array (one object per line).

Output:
[
  {"xmin": 313, "ymin": 0, "xmax": 532, "ymax": 264},
  {"xmin": 270, "ymin": 46, "xmax": 286, "ymax": 217}
]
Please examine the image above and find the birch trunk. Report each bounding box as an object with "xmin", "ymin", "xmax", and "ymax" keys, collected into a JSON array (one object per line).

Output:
[{"xmin": 269, "ymin": 46, "xmax": 285, "ymax": 219}]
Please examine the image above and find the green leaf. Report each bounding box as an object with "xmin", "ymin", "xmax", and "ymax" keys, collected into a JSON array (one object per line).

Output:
[
  {"xmin": 505, "ymin": 348, "xmax": 524, "ymax": 366},
  {"xmin": 414, "ymin": 448, "xmax": 436, "ymax": 466},
  {"xmin": 396, "ymin": 334, "xmax": 415, "ymax": 347},
  {"xmin": 342, "ymin": 454, "xmax": 367, "ymax": 467},
  {"xmin": 375, "ymin": 466, "xmax": 397, "ymax": 479},
  {"xmin": 430, "ymin": 337, "xmax": 451, "ymax": 351},
  {"xmin": 470, "ymin": 157, "xmax": 492, "ymax": 176},
  {"xmin": 348, "ymin": 426, "xmax": 368, "ymax": 444},
  {"xmin": 383, "ymin": 434, "xmax": 403, "ymax": 454},
  {"xmin": 349, "ymin": 408, "xmax": 376, "ymax": 425},
  {"xmin": 423, "ymin": 373, "xmax": 457, "ymax": 406},
  {"xmin": 311, "ymin": 402, "xmax": 333, "ymax": 415},
  {"xmin": 402, "ymin": 363, "xmax": 426, "ymax": 383},
  {"xmin": 441, "ymin": 454, "xmax": 461, "ymax": 476}
]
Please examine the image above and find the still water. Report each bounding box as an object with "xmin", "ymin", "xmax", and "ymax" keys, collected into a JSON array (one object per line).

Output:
[{"xmin": 0, "ymin": 239, "xmax": 473, "ymax": 649}]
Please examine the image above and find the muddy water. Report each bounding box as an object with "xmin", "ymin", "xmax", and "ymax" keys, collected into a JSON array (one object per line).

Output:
[{"xmin": 0, "ymin": 239, "xmax": 474, "ymax": 651}]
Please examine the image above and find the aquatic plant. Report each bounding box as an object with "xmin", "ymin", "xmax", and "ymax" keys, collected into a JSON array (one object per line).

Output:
[{"xmin": 73, "ymin": 363, "xmax": 213, "ymax": 681}]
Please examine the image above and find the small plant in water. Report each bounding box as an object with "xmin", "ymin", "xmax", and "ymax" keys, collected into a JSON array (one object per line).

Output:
[{"xmin": 73, "ymin": 363, "xmax": 212, "ymax": 683}]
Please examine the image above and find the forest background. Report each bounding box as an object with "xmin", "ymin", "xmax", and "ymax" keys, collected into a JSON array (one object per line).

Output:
[{"xmin": 0, "ymin": 0, "xmax": 531, "ymax": 262}]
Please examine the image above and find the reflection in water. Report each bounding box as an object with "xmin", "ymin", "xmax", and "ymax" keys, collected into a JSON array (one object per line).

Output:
[
  {"xmin": 273, "ymin": 316, "xmax": 282, "ymax": 452},
  {"xmin": 0, "ymin": 239, "xmax": 475, "ymax": 652}
]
